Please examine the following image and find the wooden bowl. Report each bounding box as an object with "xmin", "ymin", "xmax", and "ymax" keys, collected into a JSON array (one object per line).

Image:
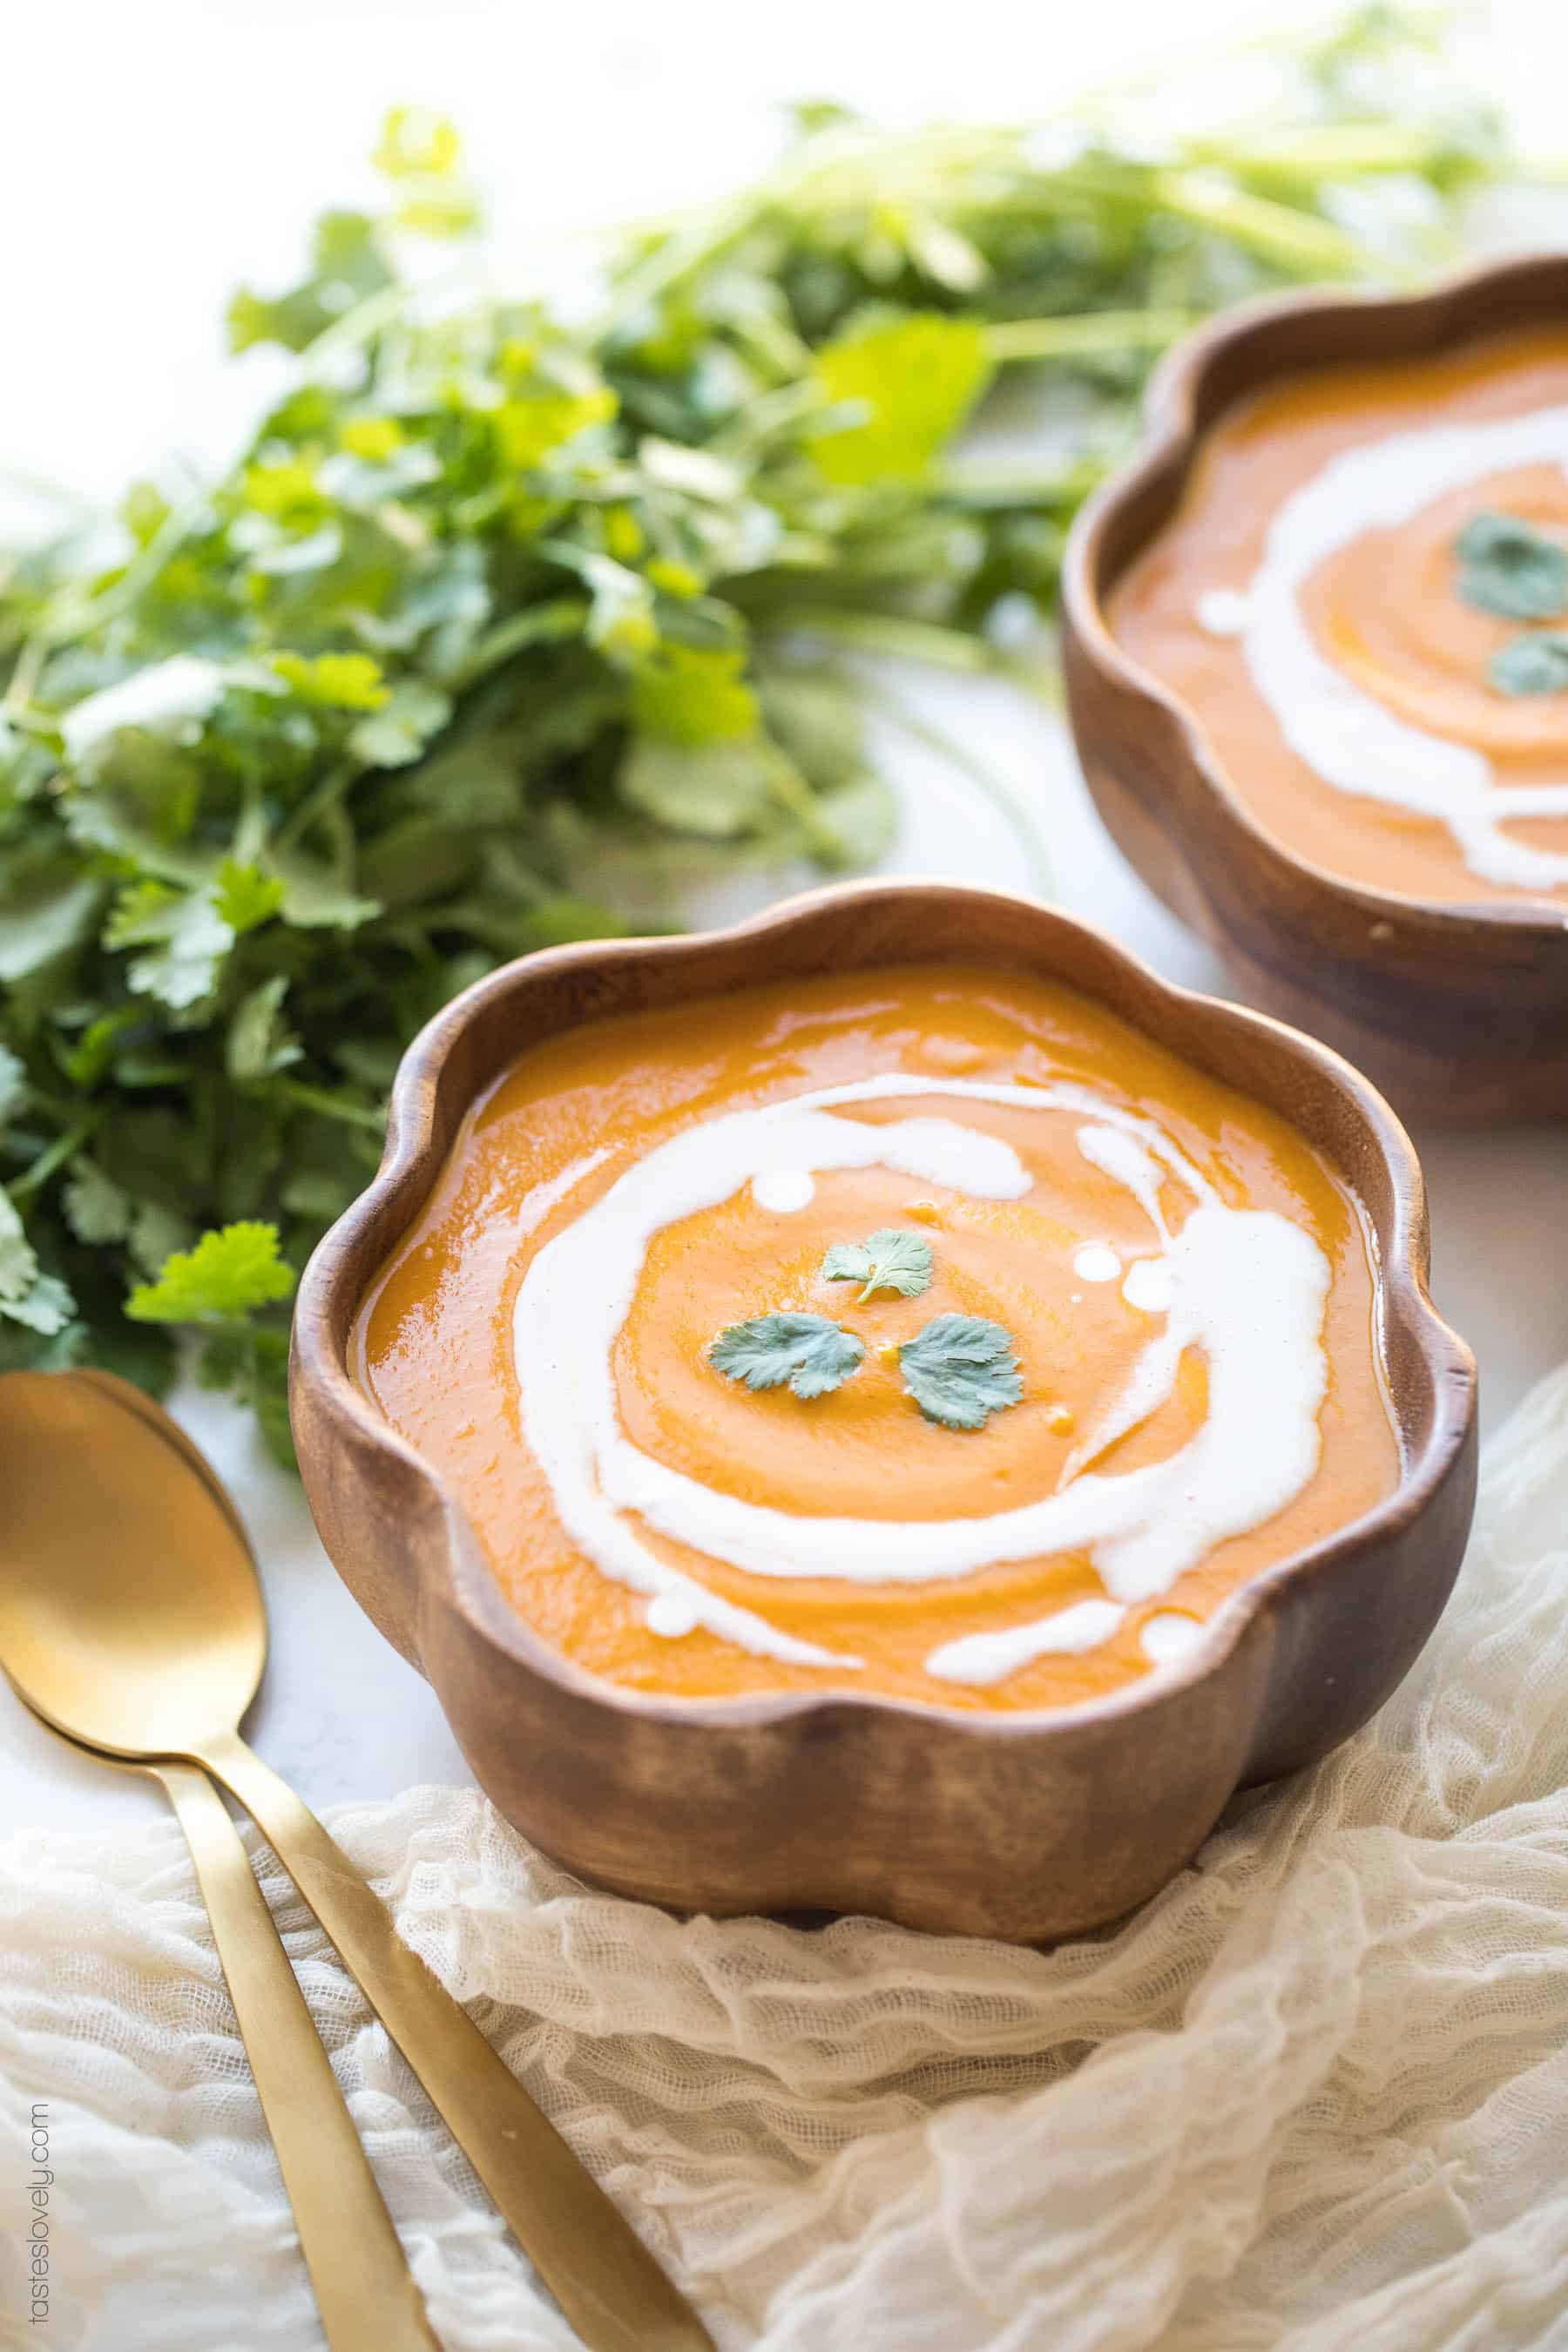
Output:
[
  {"xmin": 1062, "ymin": 252, "xmax": 1568, "ymax": 1125},
  {"xmin": 289, "ymin": 882, "xmax": 1477, "ymax": 1942}
]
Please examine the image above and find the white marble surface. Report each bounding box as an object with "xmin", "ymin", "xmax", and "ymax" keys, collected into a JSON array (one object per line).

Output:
[{"xmin": 3, "ymin": 0, "xmax": 1568, "ymax": 1843}]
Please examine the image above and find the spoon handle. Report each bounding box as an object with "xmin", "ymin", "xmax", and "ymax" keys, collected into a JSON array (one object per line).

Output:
[
  {"xmin": 201, "ymin": 1732, "xmax": 714, "ymax": 2352},
  {"xmin": 154, "ymin": 1761, "xmax": 440, "ymax": 2352}
]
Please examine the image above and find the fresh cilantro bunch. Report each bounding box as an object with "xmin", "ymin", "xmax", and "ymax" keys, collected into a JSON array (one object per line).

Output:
[{"xmin": 0, "ymin": 24, "xmax": 1506, "ymax": 1460}]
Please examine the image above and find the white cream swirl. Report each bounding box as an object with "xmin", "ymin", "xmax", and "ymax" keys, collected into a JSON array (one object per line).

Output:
[
  {"xmin": 510, "ymin": 1075, "xmax": 1334, "ymax": 1689},
  {"xmin": 1204, "ymin": 402, "xmax": 1568, "ymax": 892}
]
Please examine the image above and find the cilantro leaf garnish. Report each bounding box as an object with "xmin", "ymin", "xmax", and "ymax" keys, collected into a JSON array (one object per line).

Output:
[
  {"xmin": 821, "ymin": 1227, "xmax": 934, "ymax": 1302},
  {"xmin": 1455, "ymin": 513, "xmax": 1568, "ymax": 621},
  {"xmin": 1488, "ymin": 631, "xmax": 1568, "ymax": 697},
  {"xmin": 709, "ymin": 1313, "xmax": 865, "ymax": 1400},
  {"xmin": 897, "ymin": 1314, "xmax": 1023, "ymax": 1430}
]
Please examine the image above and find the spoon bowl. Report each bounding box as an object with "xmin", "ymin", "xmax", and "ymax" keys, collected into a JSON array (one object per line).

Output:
[
  {"xmin": 0, "ymin": 1367, "xmax": 714, "ymax": 2351},
  {"xmin": 0, "ymin": 1370, "xmax": 265, "ymax": 1755}
]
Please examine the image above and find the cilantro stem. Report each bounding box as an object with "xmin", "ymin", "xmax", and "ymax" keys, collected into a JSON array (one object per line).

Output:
[
  {"xmin": 1146, "ymin": 169, "xmax": 1371, "ymax": 274},
  {"xmin": 32, "ymin": 490, "xmax": 208, "ymax": 650},
  {"xmin": 761, "ymin": 757, "xmax": 845, "ymax": 862},
  {"xmin": 274, "ymin": 760, "xmax": 360, "ymax": 855},
  {"xmin": 983, "ymin": 308, "xmax": 1198, "ymax": 362},
  {"xmin": 779, "ymin": 612, "xmax": 1005, "ymax": 673},
  {"xmin": 451, "ymin": 596, "xmax": 590, "ymax": 687},
  {"xmin": 933, "ymin": 455, "xmax": 1109, "ymax": 510},
  {"xmin": 269, "ymin": 1078, "xmax": 386, "ymax": 1133},
  {"xmin": 10, "ymin": 1120, "xmax": 94, "ymax": 1202},
  {"xmin": 298, "ymin": 267, "xmax": 470, "ymax": 377},
  {"xmin": 3, "ymin": 632, "xmax": 46, "ymax": 717},
  {"xmin": 592, "ymin": 193, "xmax": 759, "ymax": 340}
]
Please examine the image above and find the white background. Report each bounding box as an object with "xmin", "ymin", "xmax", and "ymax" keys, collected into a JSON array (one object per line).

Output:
[{"xmin": 3, "ymin": 0, "xmax": 1567, "ymax": 1836}]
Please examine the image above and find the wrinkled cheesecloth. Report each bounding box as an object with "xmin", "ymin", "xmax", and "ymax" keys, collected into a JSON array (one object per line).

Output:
[{"xmin": 4, "ymin": 1366, "xmax": 1568, "ymax": 2351}]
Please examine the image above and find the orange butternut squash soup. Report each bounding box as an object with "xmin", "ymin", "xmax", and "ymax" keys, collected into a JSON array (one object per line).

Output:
[
  {"xmin": 1111, "ymin": 328, "xmax": 1568, "ymax": 906},
  {"xmin": 355, "ymin": 966, "xmax": 1400, "ymax": 1713}
]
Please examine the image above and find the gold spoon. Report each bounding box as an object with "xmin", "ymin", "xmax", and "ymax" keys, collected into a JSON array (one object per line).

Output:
[
  {"xmin": 10, "ymin": 1690, "xmax": 440, "ymax": 2350},
  {"xmin": 0, "ymin": 1369, "xmax": 713, "ymax": 2352}
]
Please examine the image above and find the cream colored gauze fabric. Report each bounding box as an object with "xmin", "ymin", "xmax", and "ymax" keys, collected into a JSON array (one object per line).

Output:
[{"xmin": 5, "ymin": 1366, "xmax": 1568, "ymax": 2352}]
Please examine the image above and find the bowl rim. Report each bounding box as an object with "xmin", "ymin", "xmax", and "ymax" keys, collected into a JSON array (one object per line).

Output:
[
  {"xmin": 291, "ymin": 877, "xmax": 1477, "ymax": 1747},
  {"xmin": 1063, "ymin": 245, "xmax": 1568, "ymax": 940}
]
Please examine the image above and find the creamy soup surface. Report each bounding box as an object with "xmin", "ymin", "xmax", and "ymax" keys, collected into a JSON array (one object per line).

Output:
[
  {"xmin": 356, "ymin": 966, "xmax": 1400, "ymax": 1713},
  {"xmin": 1111, "ymin": 328, "xmax": 1568, "ymax": 905}
]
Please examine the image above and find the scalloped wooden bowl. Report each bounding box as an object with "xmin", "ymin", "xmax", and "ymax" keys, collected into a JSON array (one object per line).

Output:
[
  {"xmin": 1063, "ymin": 252, "xmax": 1568, "ymax": 1125},
  {"xmin": 290, "ymin": 883, "xmax": 1476, "ymax": 1942}
]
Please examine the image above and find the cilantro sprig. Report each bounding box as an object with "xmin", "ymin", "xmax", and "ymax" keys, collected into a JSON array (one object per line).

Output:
[
  {"xmin": 709, "ymin": 1313, "xmax": 865, "ymax": 1399},
  {"xmin": 1455, "ymin": 513, "xmax": 1568, "ymax": 622},
  {"xmin": 821, "ymin": 1227, "xmax": 933, "ymax": 1302},
  {"xmin": 896, "ymin": 1315, "xmax": 1024, "ymax": 1431},
  {"xmin": 0, "ymin": 22, "xmax": 1508, "ymax": 1458},
  {"xmin": 1488, "ymin": 631, "xmax": 1568, "ymax": 698}
]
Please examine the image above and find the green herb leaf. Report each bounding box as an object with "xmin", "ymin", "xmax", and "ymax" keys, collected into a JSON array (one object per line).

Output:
[
  {"xmin": 0, "ymin": 1045, "xmax": 25, "ymax": 1129},
  {"xmin": 1455, "ymin": 512, "xmax": 1568, "ymax": 621},
  {"xmin": 227, "ymin": 976, "xmax": 303, "ymax": 1083},
  {"xmin": 271, "ymin": 651, "xmax": 391, "ymax": 710},
  {"xmin": 1488, "ymin": 630, "xmax": 1568, "ymax": 696},
  {"xmin": 0, "ymin": 1188, "xmax": 39, "ymax": 1303},
  {"xmin": 213, "ymin": 859, "xmax": 285, "ymax": 935},
  {"xmin": 347, "ymin": 678, "xmax": 454, "ymax": 767},
  {"xmin": 709, "ymin": 1311, "xmax": 865, "ymax": 1400},
  {"xmin": 125, "ymin": 1221, "xmax": 296, "ymax": 1324},
  {"xmin": 0, "ymin": 1191, "xmax": 74, "ymax": 1336},
  {"xmin": 62, "ymin": 1161, "xmax": 134, "ymax": 1245},
  {"xmin": 632, "ymin": 645, "xmax": 760, "ymax": 745},
  {"xmin": 809, "ymin": 314, "xmax": 993, "ymax": 485},
  {"xmin": 821, "ymin": 1226, "xmax": 934, "ymax": 1302},
  {"xmin": 0, "ymin": 870, "xmax": 102, "ymax": 984},
  {"xmin": 105, "ymin": 882, "xmax": 234, "ymax": 1010},
  {"xmin": 619, "ymin": 736, "xmax": 788, "ymax": 836},
  {"xmin": 897, "ymin": 1313, "xmax": 1023, "ymax": 1430}
]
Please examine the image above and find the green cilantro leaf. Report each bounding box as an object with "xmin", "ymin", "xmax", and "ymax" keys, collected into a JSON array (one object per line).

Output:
[
  {"xmin": 821, "ymin": 1227, "xmax": 935, "ymax": 1302},
  {"xmin": 1488, "ymin": 630, "xmax": 1568, "ymax": 696},
  {"xmin": 0, "ymin": 1274, "xmax": 75, "ymax": 1337},
  {"xmin": 227, "ymin": 976, "xmax": 303, "ymax": 1083},
  {"xmin": 496, "ymin": 389, "xmax": 618, "ymax": 471},
  {"xmin": 0, "ymin": 1190, "xmax": 74, "ymax": 1336},
  {"xmin": 709, "ymin": 1312, "xmax": 865, "ymax": 1400},
  {"xmin": 372, "ymin": 105, "xmax": 463, "ymax": 182},
  {"xmin": 632, "ymin": 645, "xmax": 760, "ymax": 745},
  {"xmin": 0, "ymin": 1188, "xmax": 39, "ymax": 1303},
  {"xmin": 271, "ymin": 651, "xmax": 391, "ymax": 710},
  {"xmin": 0, "ymin": 870, "xmax": 102, "ymax": 984},
  {"xmin": 897, "ymin": 1313, "xmax": 1023, "ymax": 1430},
  {"xmin": 126, "ymin": 1221, "xmax": 296, "ymax": 1324},
  {"xmin": 0, "ymin": 1045, "xmax": 24, "ymax": 1129},
  {"xmin": 347, "ymin": 679, "xmax": 453, "ymax": 767},
  {"xmin": 105, "ymin": 882, "xmax": 234, "ymax": 1010},
  {"xmin": 1455, "ymin": 513, "xmax": 1568, "ymax": 621},
  {"xmin": 618, "ymin": 736, "xmax": 788, "ymax": 836},
  {"xmin": 809, "ymin": 314, "xmax": 993, "ymax": 485},
  {"xmin": 213, "ymin": 858, "xmax": 285, "ymax": 935},
  {"xmin": 62, "ymin": 1161, "xmax": 134, "ymax": 1245}
]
